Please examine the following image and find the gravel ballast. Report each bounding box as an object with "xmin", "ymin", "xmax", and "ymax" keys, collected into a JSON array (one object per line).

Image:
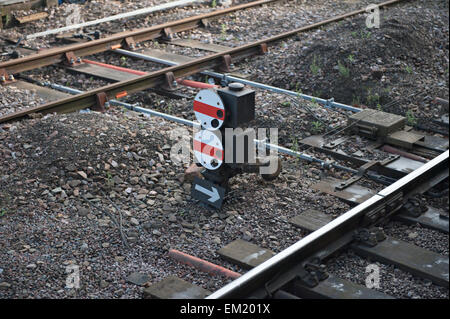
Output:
[
  {"xmin": 0, "ymin": 0, "xmax": 448, "ymax": 299},
  {"xmin": 0, "ymin": 109, "xmax": 348, "ymax": 298}
]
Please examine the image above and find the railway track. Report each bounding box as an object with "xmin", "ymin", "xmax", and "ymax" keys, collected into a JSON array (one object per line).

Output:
[
  {"xmin": 0, "ymin": 0, "xmax": 279, "ymax": 72},
  {"xmin": 0, "ymin": 0, "xmax": 448, "ymax": 300},
  {"xmin": 126, "ymin": 97, "xmax": 447, "ymax": 298},
  {"xmin": 0, "ymin": 0, "xmax": 407, "ymax": 123},
  {"xmin": 206, "ymin": 150, "xmax": 449, "ymax": 298}
]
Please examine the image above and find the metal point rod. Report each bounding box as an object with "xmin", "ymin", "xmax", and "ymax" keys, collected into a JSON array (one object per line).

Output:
[
  {"xmin": 44, "ymin": 81, "xmax": 355, "ymax": 173},
  {"xmin": 114, "ymin": 49, "xmax": 361, "ymax": 113}
]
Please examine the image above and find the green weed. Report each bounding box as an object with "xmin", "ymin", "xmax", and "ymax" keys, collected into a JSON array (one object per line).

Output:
[
  {"xmin": 310, "ymin": 55, "xmax": 320, "ymax": 75},
  {"xmin": 311, "ymin": 121, "xmax": 323, "ymax": 133},
  {"xmin": 406, "ymin": 110, "xmax": 417, "ymax": 126},
  {"xmin": 337, "ymin": 61, "xmax": 350, "ymax": 78}
]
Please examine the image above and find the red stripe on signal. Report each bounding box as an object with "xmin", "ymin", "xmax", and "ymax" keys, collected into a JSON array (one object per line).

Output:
[
  {"xmin": 193, "ymin": 100, "xmax": 225, "ymax": 120},
  {"xmin": 194, "ymin": 140, "xmax": 223, "ymax": 161}
]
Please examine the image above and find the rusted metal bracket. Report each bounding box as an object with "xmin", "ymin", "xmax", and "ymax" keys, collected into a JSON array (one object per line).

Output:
[
  {"xmin": 200, "ymin": 18, "xmax": 209, "ymax": 27},
  {"xmin": 64, "ymin": 51, "xmax": 82, "ymax": 66},
  {"xmin": 334, "ymin": 174, "xmax": 363, "ymax": 191},
  {"xmin": 259, "ymin": 43, "xmax": 268, "ymax": 55},
  {"xmin": 162, "ymin": 27, "xmax": 173, "ymax": 41},
  {"xmin": 353, "ymin": 227, "xmax": 386, "ymax": 247},
  {"xmin": 92, "ymin": 92, "xmax": 108, "ymax": 112},
  {"xmin": 160, "ymin": 72, "xmax": 177, "ymax": 91},
  {"xmin": 124, "ymin": 37, "xmax": 136, "ymax": 50},
  {"xmin": 0, "ymin": 68, "xmax": 15, "ymax": 85},
  {"xmin": 216, "ymin": 54, "xmax": 232, "ymax": 73},
  {"xmin": 357, "ymin": 160, "xmax": 381, "ymax": 174}
]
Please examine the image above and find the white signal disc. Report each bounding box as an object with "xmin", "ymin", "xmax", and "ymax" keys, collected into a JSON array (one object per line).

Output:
[
  {"xmin": 193, "ymin": 130, "xmax": 224, "ymax": 170},
  {"xmin": 193, "ymin": 89, "xmax": 226, "ymax": 131}
]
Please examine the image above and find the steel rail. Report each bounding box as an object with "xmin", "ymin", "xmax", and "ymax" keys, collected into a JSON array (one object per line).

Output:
[
  {"xmin": 0, "ymin": 0, "xmax": 279, "ymax": 74},
  {"xmin": 0, "ymin": 0, "xmax": 407, "ymax": 124},
  {"xmin": 207, "ymin": 150, "xmax": 449, "ymax": 299}
]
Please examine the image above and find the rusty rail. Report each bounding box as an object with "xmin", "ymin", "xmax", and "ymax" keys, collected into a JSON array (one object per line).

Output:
[
  {"xmin": 0, "ymin": 0, "xmax": 278, "ymax": 75},
  {"xmin": 0, "ymin": 0, "xmax": 407, "ymax": 124}
]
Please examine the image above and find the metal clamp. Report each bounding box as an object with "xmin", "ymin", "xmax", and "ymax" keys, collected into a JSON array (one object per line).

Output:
[
  {"xmin": 353, "ymin": 227, "xmax": 386, "ymax": 247},
  {"xmin": 0, "ymin": 69, "xmax": 15, "ymax": 85},
  {"xmin": 321, "ymin": 159, "xmax": 335, "ymax": 170},
  {"xmin": 216, "ymin": 55, "xmax": 232, "ymax": 73},
  {"xmin": 219, "ymin": 74, "xmax": 230, "ymax": 87},
  {"xmin": 326, "ymin": 98, "xmax": 335, "ymax": 109},
  {"xmin": 335, "ymin": 160, "xmax": 378, "ymax": 191},
  {"xmin": 380, "ymin": 154, "xmax": 400, "ymax": 166},
  {"xmin": 200, "ymin": 18, "xmax": 209, "ymax": 27},
  {"xmin": 64, "ymin": 51, "xmax": 82, "ymax": 66},
  {"xmin": 296, "ymin": 259, "xmax": 328, "ymax": 288},
  {"xmin": 162, "ymin": 27, "xmax": 173, "ymax": 40},
  {"xmin": 400, "ymin": 197, "xmax": 427, "ymax": 218},
  {"xmin": 160, "ymin": 72, "xmax": 177, "ymax": 91},
  {"xmin": 259, "ymin": 43, "xmax": 268, "ymax": 55},
  {"xmin": 124, "ymin": 37, "xmax": 136, "ymax": 50},
  {"xmin": 324, "ymin": 137, "xmax": 347, "ymax": 149},
  {"xmin": 92, "ymin": 92, "xmax": 108, "ymax": 112}
]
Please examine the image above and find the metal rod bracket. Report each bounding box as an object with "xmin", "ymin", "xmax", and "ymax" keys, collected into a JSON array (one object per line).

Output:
[
  {"xmin": 64, "ymin": 51, "xmax": 82, "ymax": 66},
  {"xmin": 92, "ymin": 92, "xmax": 108, "ymax": 112},
  {"xmin": 0, "ymin": 68, "xmax": 15, "ymax": 85},
  {"xmin": 124, "ymin": 37, "xmax": 136, "ymax": 50},
  {"xmin": 259, "ymin": 43, "xmax": 268, "ymax": 55},
  {"xmin": 161, "ymin": 72, "xmax": 177, "ymax": 91},
  {"xmin": 162, "ymin": 27, "xmax": 173, "ymax": 40},
  {"xmin": 216, "ymin": 54, "xmax": 232, "ymax": 73}
]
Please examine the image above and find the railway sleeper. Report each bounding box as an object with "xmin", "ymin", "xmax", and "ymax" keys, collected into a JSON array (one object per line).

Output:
[
  {"xmin": 144, "ymin": 276, "xmax": 211, "ymax": 299},
  {"xmin": 395, "ymin": 206, "xmax": 449, "ymax": 234},
  {"xmin": 287, "ymin": 275, "xmax": 394, "ymax": 299},
  {"xmin": 217, "ymin": 239, "xmax": 394, "ymax": 299},
  {"xmin": 351, "ymin": 237, "xmax": 449, "ymax": 288}
]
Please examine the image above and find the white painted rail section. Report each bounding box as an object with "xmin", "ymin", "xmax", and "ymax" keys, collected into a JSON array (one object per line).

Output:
[{"xmin": 25, "ymin": 0, "xmax": 203, "ymax": 40}]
